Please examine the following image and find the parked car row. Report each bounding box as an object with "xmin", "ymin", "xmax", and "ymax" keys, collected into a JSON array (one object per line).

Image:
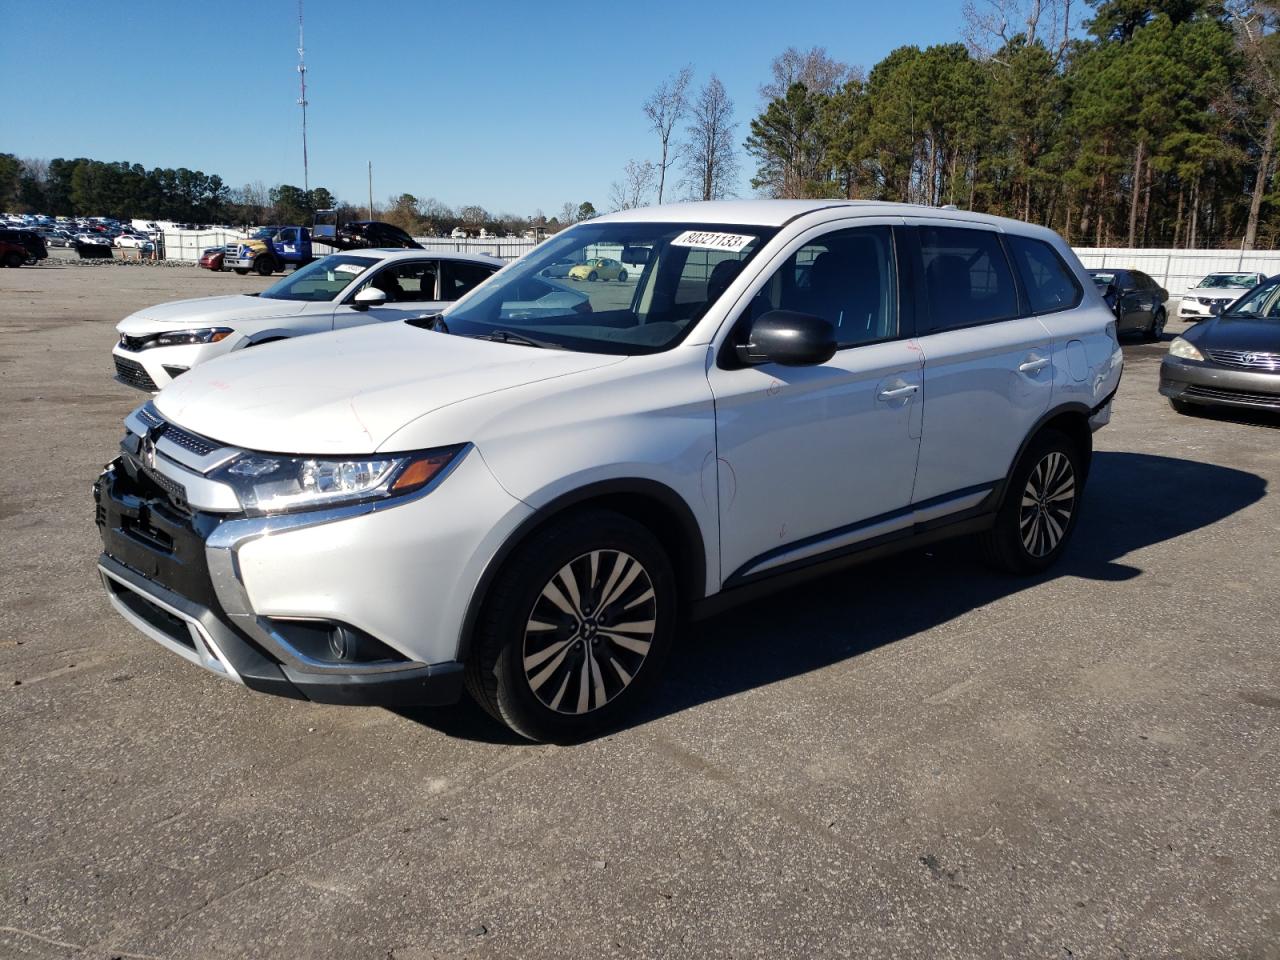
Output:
[{"xmin": 95, "ymin": 199, "xmax": 1129, "ymax": 742}]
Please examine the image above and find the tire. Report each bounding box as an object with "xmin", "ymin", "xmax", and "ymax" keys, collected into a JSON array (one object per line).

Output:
[
  {"xmin": 1144, "ymin": 308, "xmax": 1165, "ymax": 342},
  {"xmin": 255, "ymin": 257, "xmax": 274, "ymax": 277},
  {"xmin": 234, "ymin": 268, "xmax": 250, "ymax": 276},
  {"xmin": 465, "ymin": 508, "xmax": 677, "ymax": 743},
  {"xmin": 3, "ymin": 252, "xmax": 23, "ymax": 268},
  {"xmin": 587, "ymin": 271, "xmax": 598, "ymax": 282},
  {"xmin": 982, "ymin": 428, "xmax": 1084, "ymax": 575},
  {"xmin": 617, "ymin": 269, "xmax": 628, "ymax": 282}
]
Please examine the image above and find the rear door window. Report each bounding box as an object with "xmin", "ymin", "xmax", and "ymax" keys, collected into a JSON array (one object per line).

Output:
[
  {"xmin": 918, "ymin": 226, "xmax": 1020, "ymax": 331},
  {"xmin": 441, "ymin": 260, "xmax": 498, "ymax": 301}
]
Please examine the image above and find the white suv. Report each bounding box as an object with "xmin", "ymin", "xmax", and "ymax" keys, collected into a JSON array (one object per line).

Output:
[
  {"xmin": 111, "ymin": 249, "xmax": 503, "ymax": 391},
  {"xmin": 94, "ymin": 201, "xmax": 1122, "ymax": 742}
]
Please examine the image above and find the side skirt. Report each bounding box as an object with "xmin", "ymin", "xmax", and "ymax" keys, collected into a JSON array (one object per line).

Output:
[{"xmin": 691, "ymin": 496, "xmax": 1000, "ymax": 622}]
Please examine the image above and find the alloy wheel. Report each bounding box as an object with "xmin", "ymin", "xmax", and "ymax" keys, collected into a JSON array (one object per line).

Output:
[
  {"xmin": 1019, "ymin": 451, "xmax": 1076, "ymax": 558},
  {"xmin": 522, "ymin": 549, "xmax": 657, "ymax": 715}
]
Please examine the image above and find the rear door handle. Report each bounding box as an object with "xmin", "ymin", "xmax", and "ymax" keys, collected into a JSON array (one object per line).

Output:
[
  {"xmin": 1018, "ymin": 357, "xmax": 1050, "ymax": 374},
  {"xmin": 877, "ymin": 384, "xmax": 919, "ymax": 401}
]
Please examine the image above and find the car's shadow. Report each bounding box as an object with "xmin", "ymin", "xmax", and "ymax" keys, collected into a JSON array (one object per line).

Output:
[{"xmin": 393, "ymin": 452, "xmax": 1266, "ymax": 744}]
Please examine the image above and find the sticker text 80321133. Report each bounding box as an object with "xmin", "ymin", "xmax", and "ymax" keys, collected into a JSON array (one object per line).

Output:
[{"xmin": 670, "ymin": 231, "xmax": 756, "ymax": 253}]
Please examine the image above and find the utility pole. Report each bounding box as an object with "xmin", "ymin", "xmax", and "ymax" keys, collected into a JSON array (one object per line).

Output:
[
  {"xmin": 368, "ymin": 161, "xmax": 374, "ymax": 220},
  {"xmin": 297, "ymin": 0, "xmax": 309, "ymax": 194}
]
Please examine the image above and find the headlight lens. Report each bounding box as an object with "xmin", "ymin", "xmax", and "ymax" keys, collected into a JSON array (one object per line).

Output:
[
  {"xmin": 210, "ymin": 445, "xmax": 465, "ymax": 515},
  {"xmin": 120, "ymin": 328, "xmax": 234, "ymax": 350},
  {"xmin": 1168, "ymin": 336, "xmax": 1204, "ymax": 361}
]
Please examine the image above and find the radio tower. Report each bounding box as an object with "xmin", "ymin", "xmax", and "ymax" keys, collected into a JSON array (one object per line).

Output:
[{"xmin": 297, "ymin": 0, "xmax": 310, "ymax": 193}]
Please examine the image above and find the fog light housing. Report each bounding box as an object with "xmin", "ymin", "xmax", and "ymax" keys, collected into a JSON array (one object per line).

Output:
[
  {"xmin": 162, "ymin": 365, "xmax": 189, "ymax": 379},
  {"xmin": 266, "ymin": 618, "xmax": 407, "ymax": 665}
]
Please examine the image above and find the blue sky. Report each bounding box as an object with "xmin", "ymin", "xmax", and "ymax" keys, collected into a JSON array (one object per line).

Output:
[{"xmin": 3, "ymin": 0, "xmax": 968, "ymax": 214}]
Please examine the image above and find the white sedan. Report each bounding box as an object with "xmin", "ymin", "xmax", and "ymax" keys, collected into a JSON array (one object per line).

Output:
[
  {"xmin": 111, "ymin": 249, "xmax": 504, "ymax": 391},
  {"xmin": 1178, "ymin": 271, "xmax": 1267, "ymax": 321},
  {"xmin": 115, "ymin": 233, "xmax": 155, "ymax": 249}
]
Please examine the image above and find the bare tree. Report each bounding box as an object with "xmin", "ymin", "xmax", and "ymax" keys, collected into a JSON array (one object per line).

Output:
[
  {"xmin": 643, "ymin": 65, "xmax": 694, "ymax": 204},
  {"xmin": 962, "ymin": 0, "xmax": 1076, "ymax": 62},
  {"xmin": 683, "ymin": 76, "xmax": 739, "ymax": 201},
  {"xmin": 759, "ymin": 47, "xmax": 852, "ymax": 101},
  {"xmin": 610, "ymin": 159, "xmax": 658, "ymax": 211},
  {"xmin": 559, "ymin": 201, "xmax": 578, "ymax": 225}
]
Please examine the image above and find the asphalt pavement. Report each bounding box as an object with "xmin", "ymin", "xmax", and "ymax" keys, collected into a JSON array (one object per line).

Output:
[{"xmin": 1, "ymin": 262, "xmax": 1277, "ymax": 960}]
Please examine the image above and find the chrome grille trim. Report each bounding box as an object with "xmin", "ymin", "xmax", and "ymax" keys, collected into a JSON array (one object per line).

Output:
[{"xmin": 1206, "ymin": 349, "xmax": 1280, "ymax": 371}]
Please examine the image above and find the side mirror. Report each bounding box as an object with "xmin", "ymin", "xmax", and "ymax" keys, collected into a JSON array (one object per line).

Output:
[
  {"xmin": 736, "ymin": 310, "xmax": 836, "ymax": 367},
  {"xmin": 353, "ymin": 287, "xmax": 387, "ymax": 310},
  {"xmin": 1210, "ymin": 300, "xmax": 1226, "ymax": 316},
  {"xmin": 1104, "ymin": 282, "xmax": 1116, "ymax": 298}
]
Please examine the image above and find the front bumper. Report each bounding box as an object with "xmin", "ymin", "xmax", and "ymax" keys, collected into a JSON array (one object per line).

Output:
[
  {"xmin": 1159, "ymin": 356, "xmax": 1280, "ymax": 411},
  {"xmin": 1178, "ymin": 299, "xmax": 1230, "ymax": 319},
  {"xmin": 93, "ymin": 459, "xmax": 467, "ymax": 706},
  {"xmin": 111, "ymin": 342, "xmax": 225, "ymax": 392}
]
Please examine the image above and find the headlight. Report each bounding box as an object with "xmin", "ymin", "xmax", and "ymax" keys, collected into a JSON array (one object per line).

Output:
[
  {"xmin": 209, "ymin": 445, "xmax": 465, "ymax": 515},
  {"xmin": 1168, "ymin": 336, "xmax": 1204, "ymax": 361},
  {"xmin": 119, "ymin": 328, "xmax": 234, "ymax": 350}
]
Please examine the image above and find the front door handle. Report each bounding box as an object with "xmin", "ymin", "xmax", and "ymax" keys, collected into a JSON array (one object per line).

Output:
[
  {"xmin": 1018, "ymin": 357, "xmax": 1050, "ymax": 374},
  {"xmin": 877, "ymin": 384, "xmax": 919, "ymax": 401}
]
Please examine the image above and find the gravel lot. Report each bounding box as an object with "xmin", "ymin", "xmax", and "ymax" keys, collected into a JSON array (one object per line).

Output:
[{"xmin": 1, "ymin": 262, "xmax": 1277, "ymax": 960}]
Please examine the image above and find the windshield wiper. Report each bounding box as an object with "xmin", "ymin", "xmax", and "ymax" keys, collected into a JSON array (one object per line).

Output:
[{"xmin": 466, "ymin": 329, "xmax": 563, "ymax": 349}]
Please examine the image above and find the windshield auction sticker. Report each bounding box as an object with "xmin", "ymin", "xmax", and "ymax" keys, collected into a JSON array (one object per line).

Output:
[{"xmin": 671, "ymin": 230, "xmax": 756, "ymax": 253}]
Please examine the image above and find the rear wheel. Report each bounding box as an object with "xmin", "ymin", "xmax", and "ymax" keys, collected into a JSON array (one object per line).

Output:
[
  {"xmin": 1144, "ymin": 308, "xmax": 1166, "ymax": 342},
  {"xmin": 983, "ymin": 429, "xmax": 1083, "ymax": 575},
  {"xmin": 465, "ymin": 509, "xmax": 676, "ymax": 743}
]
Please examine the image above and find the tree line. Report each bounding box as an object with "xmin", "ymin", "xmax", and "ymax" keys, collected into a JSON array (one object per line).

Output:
[{"xmin": 740, "ymin": 0, "xmax": 1280, "ymax": 249}]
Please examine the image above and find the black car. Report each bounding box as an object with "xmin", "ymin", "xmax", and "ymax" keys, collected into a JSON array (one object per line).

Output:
[
  {"xmin": 0, "ymin": 228, "xmax": 48, "ymax": 261},
  {"xmin": 1160, "ymin": 275, "xmax": 1280, "ymax": 414},
  {"xmin": 328, "ymin": 220, "xmax": 423, "ymax": 251},
  {"xmin": 1087, "ymin": 268, "xmax": 1168, "ymax": 341}
]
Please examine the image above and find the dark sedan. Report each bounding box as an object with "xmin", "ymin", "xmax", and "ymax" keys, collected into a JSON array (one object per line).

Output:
[
  {"xmin": 1160, "ymin": 276, "xmax": 1280, "ymax": 414},
  {"xmin": 1088, "ymin": 268, "xmax": 1169, "ymax": 341}
]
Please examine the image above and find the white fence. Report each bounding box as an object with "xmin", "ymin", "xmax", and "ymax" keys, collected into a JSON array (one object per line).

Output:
[
  {"xmin": 411, "ymin": 237, "xmax": 541, "ymax": 260},
  {"xmin": 1073, "ymin": 246, "xmax": 1280, "ymax": 295},
  {"xmin": 158, "ymin": 228, "xmax": 246, "ymax": 261}
]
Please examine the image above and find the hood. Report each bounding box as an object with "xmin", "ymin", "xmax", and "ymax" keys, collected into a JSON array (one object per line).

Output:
[
  {"xmin": 116, "ymin": 295, "xmax": 309, "ymax": 333},
  {"xmin": 1188, "ymin": 315, "xmax": 1280, "ymax": 353},
  {"xmin": 153, "ymin": 322, "xmax": 625, "ymax": 454}
]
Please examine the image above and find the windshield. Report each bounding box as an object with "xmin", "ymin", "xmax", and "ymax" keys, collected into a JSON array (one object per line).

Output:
[
  {"xmin": 439, "ymin": 221, "xmax": 778, "ymax": 354},
  {"xmin": 1090, "ymin": 272, "xmax": 1114, "ymax": 287},
  {"xmin": 1198, "ymin": 273, "xmax": 1258, "ymax": 289},
  {"xmin": 260, "ymin": 254, "xmax": 377, "ymax": 302},
  {"xmin": 251, "ymin": 227, "xmax": 278, "ymax": 240},
  {"xmin": 1224, "ymin": 276, "xmax": 1280, "ymax": 319}
]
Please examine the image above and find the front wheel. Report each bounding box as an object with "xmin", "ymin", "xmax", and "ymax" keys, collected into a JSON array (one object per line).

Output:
[
  {"xmin": 617, "ymin": 269, "xmax": 628, "ymax": 282},
  {"xmin": 3, "ymin": 252, "xmax": 23, "ymax": 268},
  {"xmin": 234, "ymin": 268, "xmax": 250, "ymax": 276},
  {"xmin": 254, "ymin": 257, "xmax": 274, "ymax": 277},
  {"xmin": 465, "ymin": 509, "xmax": 676, "ymax": 743},
  {"xmin": 983, "ymin": 429, "xmax": 1083, "ymax": 575},
  {"xmin": 1169, "ymin": 398, "xmax": 1199, "ymax": 416},
  {"xmin": 587, "ymin": 271, "xmax": 598, "ymax": 282}
]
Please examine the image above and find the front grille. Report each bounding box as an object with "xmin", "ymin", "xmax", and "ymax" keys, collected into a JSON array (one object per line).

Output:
[
  {"xmin": 114, "ymin": 355, "xmax": 157, "ymax": 390},
  {"xmin": 144, "ymin": 468, "xmax": 189, "ymax": 509},
  {"xmin": 1184, "ymin": 385, "xmax": 1280, "ymax": 407},
  {"xmin": 1206, "ymin": 349, "xmax": 1280, "ymax": 371}
]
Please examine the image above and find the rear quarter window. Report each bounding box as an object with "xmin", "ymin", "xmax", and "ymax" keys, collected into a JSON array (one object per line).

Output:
[{"xmin": 1006, "ymin": 235, "xmax": 1083, "ymax": 315}]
